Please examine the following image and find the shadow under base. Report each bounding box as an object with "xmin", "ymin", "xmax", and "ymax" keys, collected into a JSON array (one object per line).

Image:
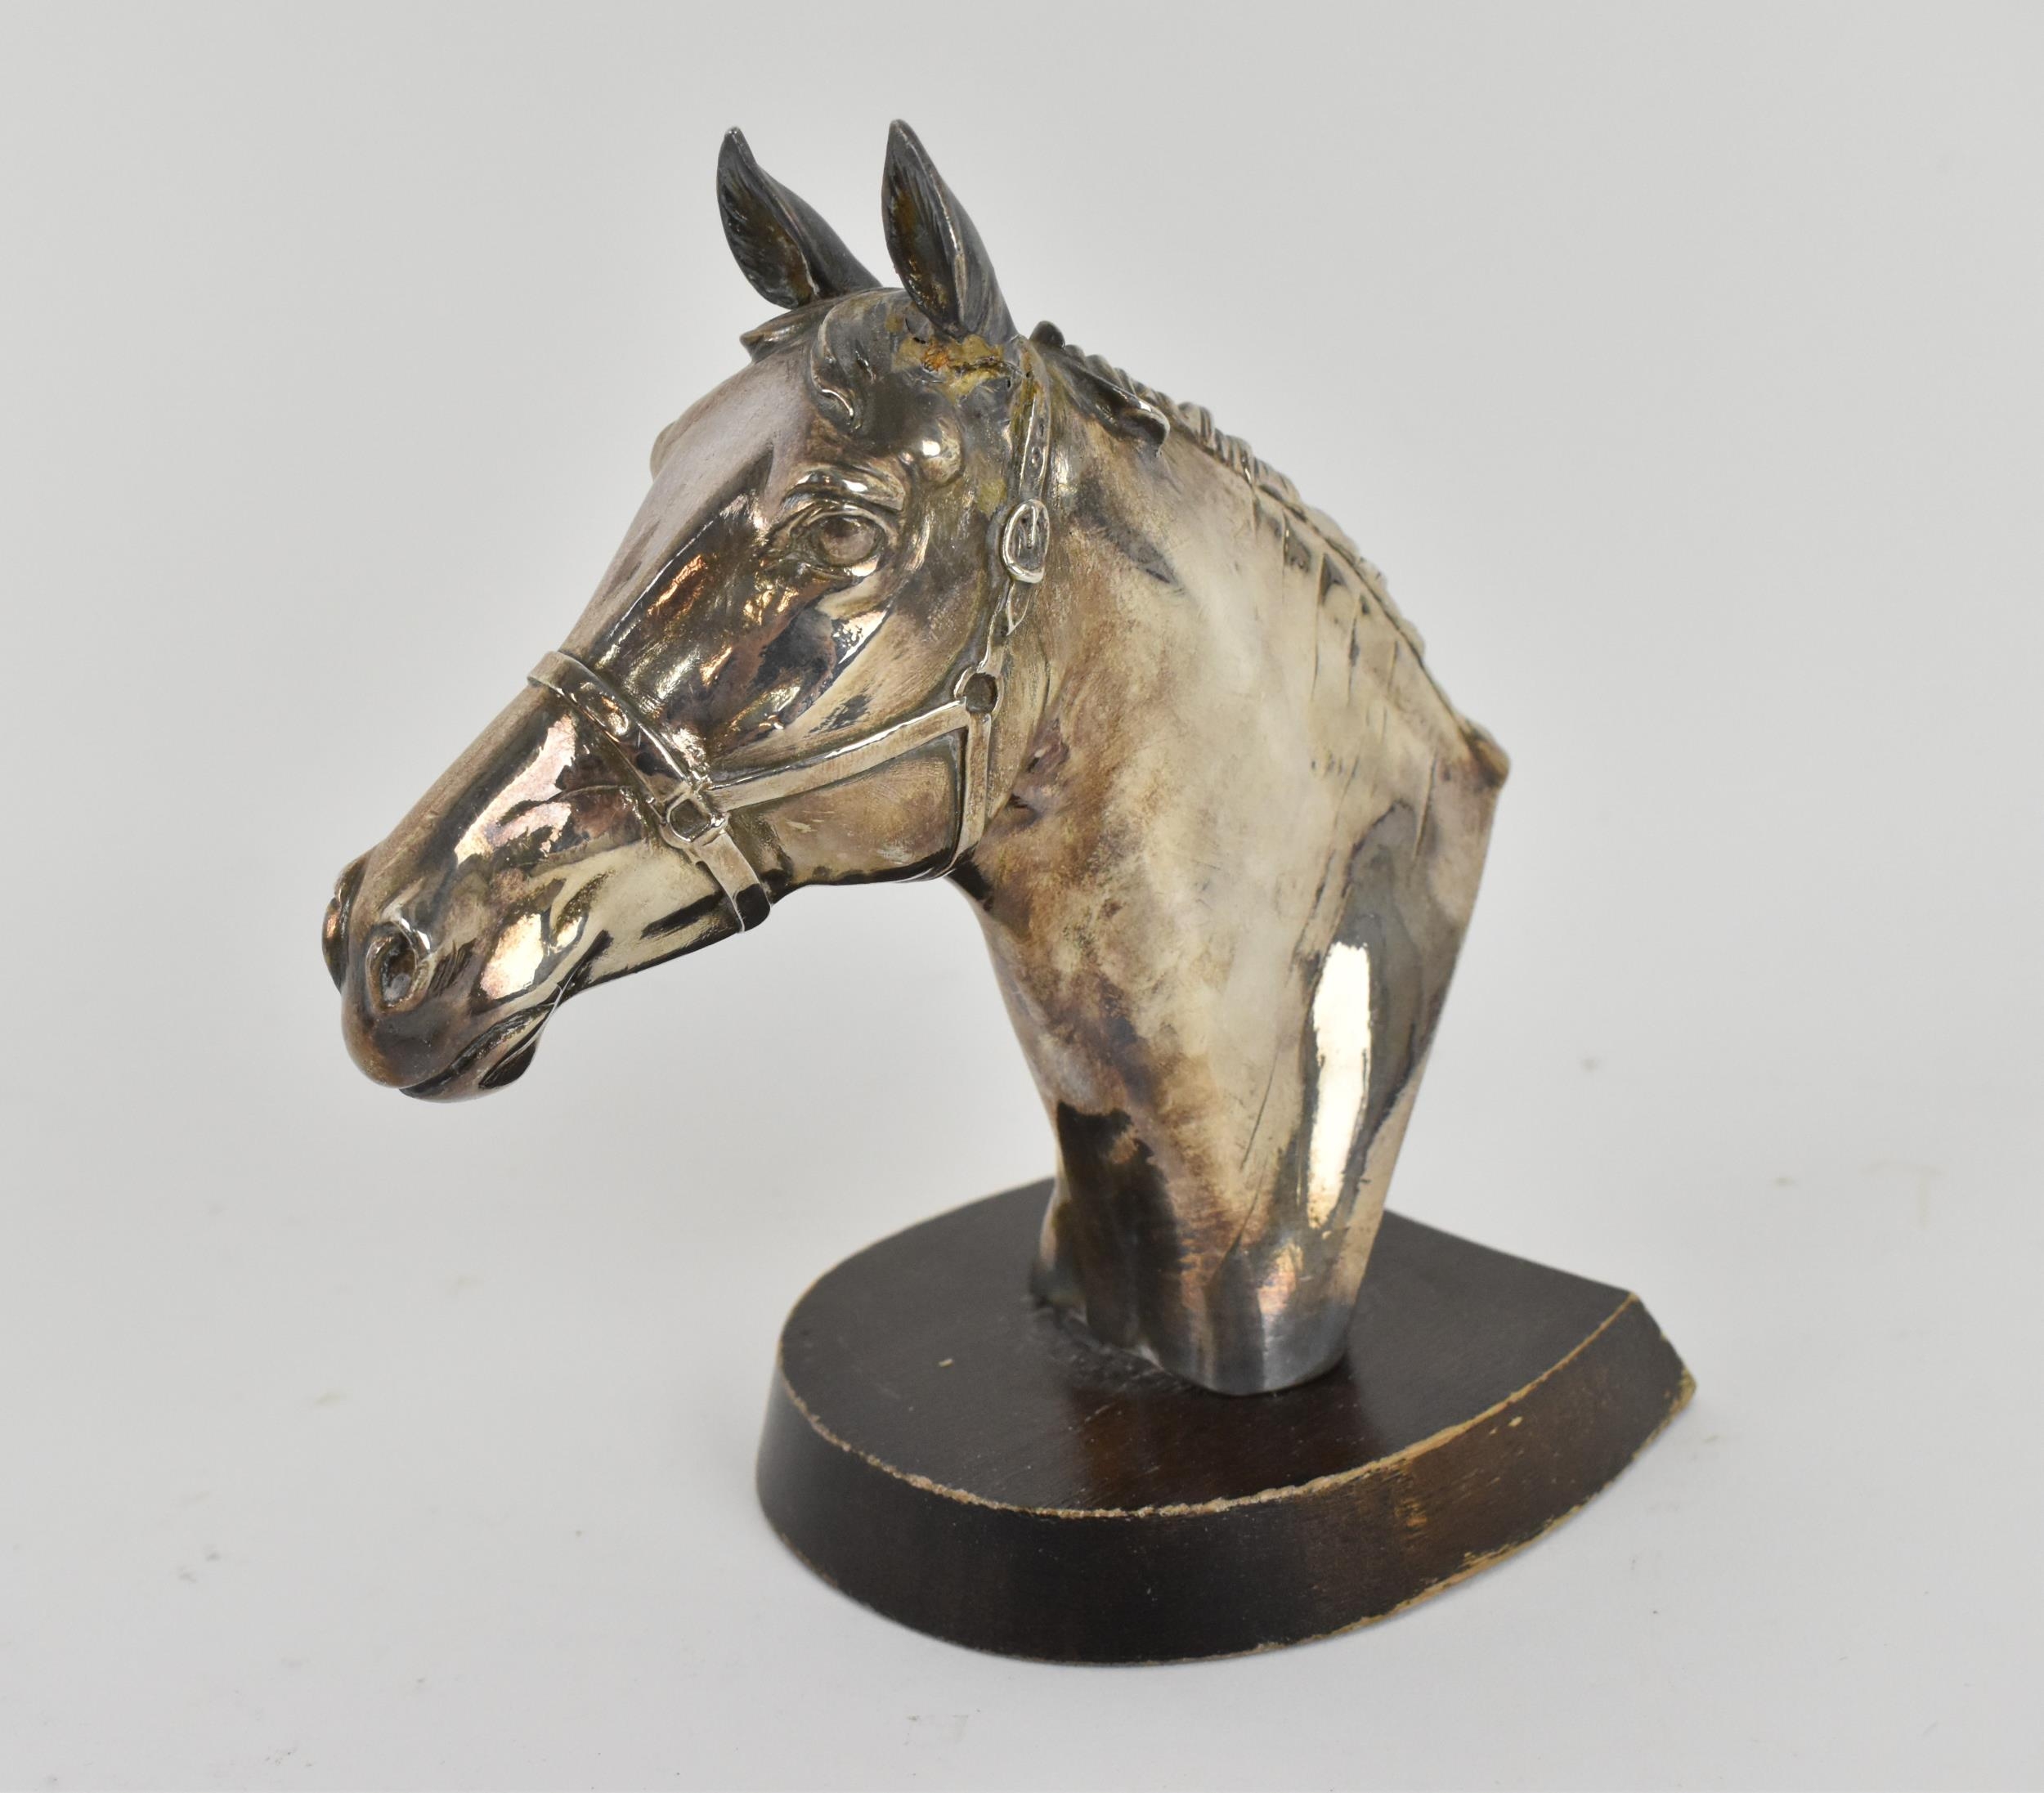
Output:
[{"xmin": 755, "ymin": 1180, "xmax": 1691, "ymax": 1664}]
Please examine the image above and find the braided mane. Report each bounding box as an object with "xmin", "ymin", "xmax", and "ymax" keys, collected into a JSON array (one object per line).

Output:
[{"xmin": 1038, "ymin": 326, "xmax": 1435, "ymax": 668}]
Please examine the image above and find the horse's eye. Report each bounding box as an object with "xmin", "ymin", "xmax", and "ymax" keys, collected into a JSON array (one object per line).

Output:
[{"xmin": 805, "ymin": 509, "xmax": 884, "ymax": 571}]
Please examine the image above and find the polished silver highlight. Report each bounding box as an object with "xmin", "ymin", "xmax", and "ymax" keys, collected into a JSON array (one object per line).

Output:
[{"xmin": 327, "ymin": 122, "xmax": 1508, "ymax": 1395}]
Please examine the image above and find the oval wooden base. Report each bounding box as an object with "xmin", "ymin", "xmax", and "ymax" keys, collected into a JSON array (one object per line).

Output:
[{"xmin": 756, "ymin": 1181, "xmax": 1691, "ymax": 1664}]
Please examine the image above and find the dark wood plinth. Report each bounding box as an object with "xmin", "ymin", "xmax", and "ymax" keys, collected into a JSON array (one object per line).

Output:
[{"xmin": 756, "ymin": 1180, "xmax": 1691, "ymax": 1663}]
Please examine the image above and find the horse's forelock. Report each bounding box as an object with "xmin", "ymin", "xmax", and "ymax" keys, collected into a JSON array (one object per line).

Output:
[{"xmin": 737, "ymin": 290, "xmax": 1017, "ymax": 482}]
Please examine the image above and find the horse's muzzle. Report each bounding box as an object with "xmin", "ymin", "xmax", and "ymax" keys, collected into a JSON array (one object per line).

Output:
[
  {"xmin": 325, "ymin": 849, "xmax": 464, "ymax": 1090},
  {"xmin": 327, "ymin": 846, "xmax": 575, "ymax": 1099}
]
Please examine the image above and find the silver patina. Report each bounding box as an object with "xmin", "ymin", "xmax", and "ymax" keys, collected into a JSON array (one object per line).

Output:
[{"xmin": 325, "ymin": 123, "xmax": 1508, "ymax": 1395}]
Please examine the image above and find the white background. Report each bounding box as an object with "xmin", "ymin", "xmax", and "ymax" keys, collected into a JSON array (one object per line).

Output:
[{"xmin": 2, "ymin": 4, "xmax": 2040, "ymax": 1787}]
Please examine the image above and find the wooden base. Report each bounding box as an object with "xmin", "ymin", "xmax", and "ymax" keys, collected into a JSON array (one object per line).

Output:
[{"xmin": 756, "ymin": 1181, "xmax": 1691, "ymax": 1664}]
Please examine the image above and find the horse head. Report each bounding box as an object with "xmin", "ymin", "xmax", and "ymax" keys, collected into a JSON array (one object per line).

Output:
[
  {"xmin": 328, "ymin": 123, "xmax": 1508, "ymax": 1396},
  {"xmin": 326, "ymin": 123, "xmax": 1052, "ymax": 1100}
]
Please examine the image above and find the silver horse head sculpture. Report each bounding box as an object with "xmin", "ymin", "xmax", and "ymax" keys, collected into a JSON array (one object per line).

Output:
[{"xmin": 325, "ymin": 123, "xmax": 1509, "ymax": 1396}]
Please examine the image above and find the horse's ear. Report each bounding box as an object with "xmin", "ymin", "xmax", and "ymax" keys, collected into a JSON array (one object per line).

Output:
[
  {"xmin": 717, "ymin": 128, "xmax": 876, "ymax": 309},
  {"xmin": 881, "ymin": 120, "xmax": 1015, "ymax": 343}
]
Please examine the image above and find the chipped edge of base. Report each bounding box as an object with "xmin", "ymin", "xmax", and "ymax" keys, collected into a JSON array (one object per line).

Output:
[{"xmin": 1233, "ymin": 1364, "xmax": 1699, "ymax": 1665}]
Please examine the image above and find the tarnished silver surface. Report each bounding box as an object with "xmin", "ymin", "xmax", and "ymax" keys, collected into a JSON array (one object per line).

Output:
[{"xmin": 326, "ymin": 123, "xmax": 1508, "ymax": 1396}]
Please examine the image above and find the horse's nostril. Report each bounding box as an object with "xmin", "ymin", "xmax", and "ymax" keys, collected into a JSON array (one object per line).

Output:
[
  {"xmin": 378, "ymin": 935, "xmax": 416, "ymax": 1006},
  {"xmin": 365, "ymin": 921, "xmax": 430, "ymax": 1013}
]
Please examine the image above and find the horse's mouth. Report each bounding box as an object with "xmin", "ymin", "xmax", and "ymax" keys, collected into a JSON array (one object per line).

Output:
[
  {"xmin": 400, "ymin": 1005, "xmax": 553, "ymax": 1100},
  {"xmin": 398, "ymin": 940, "xmax": 604, "ymax": 1101}
]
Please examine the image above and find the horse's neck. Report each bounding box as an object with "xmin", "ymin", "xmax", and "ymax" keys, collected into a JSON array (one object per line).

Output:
[{"xmin": 962, "ymin": 408, "xmax": 1503, "ymax": 1393}]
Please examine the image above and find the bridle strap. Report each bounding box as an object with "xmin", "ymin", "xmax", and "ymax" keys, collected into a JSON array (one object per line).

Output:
[
  {"xmin": 527, "ymin": 650, "xmax": 773, "ymax": 930},
  {"xmin": 529, "ymin": 344, "xmax": 1052, "ymax": 932}
]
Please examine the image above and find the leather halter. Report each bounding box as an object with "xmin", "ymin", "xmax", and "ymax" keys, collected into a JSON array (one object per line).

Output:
[{"xmin": 529, "ymin": 345, "xmax": 1052, "ymax": 933}]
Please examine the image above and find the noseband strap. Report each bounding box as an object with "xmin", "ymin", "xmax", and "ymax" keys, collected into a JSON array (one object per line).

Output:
[
  {"xmin": 528, "ymin": 347, "xmax": 1052, "ymax": 933},
  {"xmin": 527, "ymin": 649, "xmax": 774, "ymax": 930}
]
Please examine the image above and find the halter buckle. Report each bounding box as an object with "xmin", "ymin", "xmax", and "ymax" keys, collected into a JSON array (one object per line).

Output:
[
  {"xmin": 658, "ymin": 786, "xmax": 729, "ymax": 851},
  {"xmin": 1000, "ymin": 499, "xmax": 1050, "ymax": 585}
]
